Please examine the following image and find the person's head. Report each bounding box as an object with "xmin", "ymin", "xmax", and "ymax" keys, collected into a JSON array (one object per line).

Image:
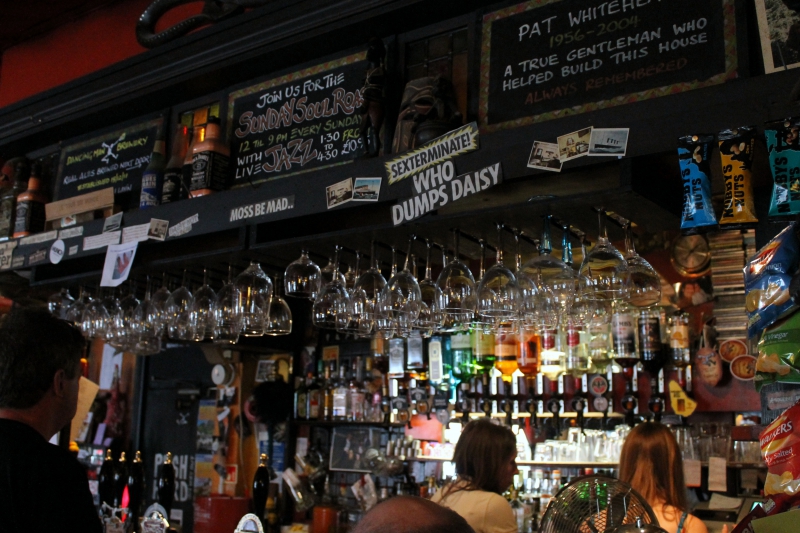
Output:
[
  {"xmin": 453, "ymin": 418, "xmax": 518, "ymax": 494},
  {"xmin": 0, "ymin": 307, "xmax": 85, "ymax": 432},
  {"xmin": 618, "ymin": 422, "xmax": 687, "ymax": 511},
  {"xmin": 352, "ymin": 496, "xmax": 475, "ymax": 533}
]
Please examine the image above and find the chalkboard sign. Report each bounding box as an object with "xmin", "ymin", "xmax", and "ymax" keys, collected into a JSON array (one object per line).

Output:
[
  {"xmin": 55, "ymin": 116, "xmax": 163, "ymax": 211},
  {"xmin": 227, "ymin": 51, "xmax": 369, "ymax": 186},
  {"xmin": 479, "ymin": 0, "xmax": 737, "ymax": 131}
]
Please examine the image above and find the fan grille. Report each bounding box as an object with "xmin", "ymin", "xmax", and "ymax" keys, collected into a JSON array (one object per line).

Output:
[{"xmin": 540, "ymin": 475, "xmax": 659, "ymax": 533}]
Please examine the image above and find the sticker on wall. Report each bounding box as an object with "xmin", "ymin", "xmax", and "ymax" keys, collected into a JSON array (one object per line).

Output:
[
  {"xmin": 168, "ymin": 214, "xmax": 198, "ymax": 238},
  {"xmin": 49, "ymin": 239, "xmax": 66, "ymax": 264},
  {"xmin": 386, "ymin": 122, "xmax": 479, "ymax": 185}
]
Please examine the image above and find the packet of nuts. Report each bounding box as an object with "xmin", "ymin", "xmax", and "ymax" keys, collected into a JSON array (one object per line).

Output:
[{"xmin": 745, "ymin": 222, "xmax": 800, "ymax": 337}]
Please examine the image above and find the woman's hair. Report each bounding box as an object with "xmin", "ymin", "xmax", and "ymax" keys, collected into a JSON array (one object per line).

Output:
[
  {"xmin": 450, "ymin": 419, "xmax": 517, "ymax": 494},
  {"xmin": 618, "ymin": 422, "xmax": 687, "ymax": 512}
]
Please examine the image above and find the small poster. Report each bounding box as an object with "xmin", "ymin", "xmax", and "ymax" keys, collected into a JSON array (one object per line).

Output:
[
  {"xmin": 327, "ymin": 178, "xmax": 353, "ymax": 209},
  {"xmin": 353, "ymin": 178, "xmax": 382, "ymax": 201},
  {"xmin": 100, "ymin": 241, "xmax": 137, "ymax": 287},
  {"xmin": 755, "ymin": 0, "xmax": 800, "ymax": 73}
]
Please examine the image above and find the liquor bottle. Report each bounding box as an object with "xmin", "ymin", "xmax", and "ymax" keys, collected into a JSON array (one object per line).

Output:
[
  {"xmin": 472, "ymin": 327, "xmax": 496, "ymax": 375},
  {"xmin": 139, "ymin": 126, "xmax": 166, "ymax": 208},
  {"xmin": 253, "ymin": 453, "xmax": 272, "ymax": 520},
  {"xmin": 388, "ymin": 338, "xmax": 406, "ymax": 379},
  {"xmin": 157, "ymin": 452, "xmax": 176, "ymax": 516},
  {"xmin": 183, "ymin": 122, "xmax": 203, "ymax": 199},
  {"xmin": 639, "ymin": 309, "xmax": 666, "ymax": 375},
  {"xmin": 332, "ymin": 364, "xmax": 350, "ymax": 421},
  {"xmin": 450, "ymin": 331, "xmax": 474, "ymax": 384},
  {"xmin": 113, "ymin": 451, "xmax": 128, "ymax": 508},
  {"xmin": 295, "ymin": 374, "xmax": 309, "ymax": 420},
  {"xmin": 611, "ymin": 303, "xmax": 639, "ymax": 369},
  {"xmin": 161, "ymin": 122, "xmax": 190, "ymax": 204},
  {"xmin": 406, "ymin": 330, "xmax": 427, "ymax": 379},
  {"xmin": 565, "ymin": 323, "xmax": 590, "ymax": 376},
  {"xmin": 0, "ymin": 157, "xmax": 28, "ymax": 241},
  {"xmin": 494, "ymin": 323, "xmax": 519, "ymax": 381},
  {"xmin": 370, "ymin": 335, "xmax": 388, "ymax": 374},
  {"xmin": 588, "ymin": 322, "xmax": 612, "ymax": 373},
  {"xmin": 516, "ymin": 327, "xmax": 540, "ymax": 376},
  {"xmin": 12, "ymin": 162, "xmax": 47, "ymax": 238},
  {"xmin": 98, "ymin": 449, "xmax": 116, "ymax": 506},
  {"xmin": 539, "ymin": 329, "xmax": 565, "ymax": 381},
  {"xmin": 307, "ymin": 361, "xmax": 323, "ymax": 420},
  {"xmin": 127, "ymin": 451, "xmax": 146, "ymax": 523},
  {"xmin": 668, "ymin": 313, "xmax": 692, "ymax": 368},
  {"xmin": 323, "ymin": 363, "xmax": 335, "ymax": 421},
  {"xmin": 348, "ymin": 357, "xmax": 366, "ymax": 422},
  {"xmin": 189, "ymin": 116, "xmax": 230, "ymax": 197}
]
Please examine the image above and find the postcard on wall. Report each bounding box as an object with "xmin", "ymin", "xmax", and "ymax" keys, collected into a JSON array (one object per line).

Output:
[
  {"xmin": 527, "ymin": 141, "xmax": 562, "ymax": 172},
  {"xmin": 755, "ymin": 0, "xmax": 800, "ymax": 73},
  {"xmin": 588, "ymin": 128, "xmax": 630, "ymax": 157},
  {"xmin": 557, "ymin": 128, "xmax": 592, "ymax": 163},
  {"xmin": 352, "ymin": 178, "xmax": 382, "ymax": 201},
  {"xmin": 326, "ymin": 178, "xmax": 353, "ymax": 209}
]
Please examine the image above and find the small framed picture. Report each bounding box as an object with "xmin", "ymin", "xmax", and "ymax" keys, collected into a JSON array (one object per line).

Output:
[
  {"xmin": 755, "ymin": 0, "xmax": 800, "ymax": 73},
  {"xmin": 329, "ymin": 427, "xmax": 382, "ymax": 472},
  {"xmin": 527, "ymin": 141, "xmax": 562, "ymax": 172},
  {"xmin": 588, "ymin": 128, "xmax": 630, "ymax": 157},
  {"xmin": 326, "ymin": 178, "xmax": 353, "ymax": 208},
  {"xmin": 352, "ymin": 178, "xmax": 382, "ymax": 201},
  {"xmin": 148, "ymin": 219, "xmax": 169, "ymax": 241},
  {"xmin": 557, "ymin": 128, "xmax": 592, "ymax": 163}
]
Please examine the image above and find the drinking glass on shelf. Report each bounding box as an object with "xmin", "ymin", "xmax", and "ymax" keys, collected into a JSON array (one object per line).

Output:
[
  {"xmin": 436, "ymin": 230, "xmax": 476, "ymax": 327},
  {"xmin": 214, "ymin": 265, "xmax": 243, "ymax": 344},
  {"xmin": 132, "ymin": 277, "xmax": 163, "ymax": 356},
  {"xmin": 579, "ymin": 208, "xmax": 630, "ymax": 300},
  {"xmin": 166, "ymin": 270, "xmax": 196, "ymax": 341},
  {"xmin": 623, "ymin": 222, "xmax": 661, "ymax": 308},
  {"xmin": 235, "ymin": 261, "xmax": 272, "ymax": 337},
  {"xmin": 477, "ymin": 224, "xmax": 520, "ymax": 322},
  {"xmin": 47, "ymin": 288, "xmax": 74, "ymax": 319},
  {"xmin": 191, "ymin": 269, "xmax": 217, "ymax": 342},
  {"xmin": 313, "ymin": 246, "xmax": 349, "ymax": 330},
  {"xmin": 266, "ymin": 275, "xmax": 292, "ymax": 336},
  {"xmin": 380, "ymin": 237, "xmax": 422, "ymax": 333},
  {"xmin": 284, "ymin": 250, "xmax": 322, "ymax": 300}
]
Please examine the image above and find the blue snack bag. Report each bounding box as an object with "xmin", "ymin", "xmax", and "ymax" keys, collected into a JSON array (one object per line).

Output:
[
  {"xmin": 678, "ymin": 134, "xmax": 718, "ymax": 232},
  {"xmin": 745, "ymin": 222, "xmax": 800, "ymax": 337},
  {"xmin": 766, "ymin": 118, "xmax": 800, "ymax": 218}
]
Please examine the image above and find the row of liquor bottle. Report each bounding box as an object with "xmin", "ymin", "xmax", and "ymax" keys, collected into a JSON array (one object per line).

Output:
[
  {"xmin": 138, "ymin": 108, "xmax": 230, "ymax": 208},
  {"xmin": 294, "ymin": 307, "xmax": 694, "ymax": 423},
  {"xmin": 0, "ymin": 157, "xmax": 50, "ymax": 240}
]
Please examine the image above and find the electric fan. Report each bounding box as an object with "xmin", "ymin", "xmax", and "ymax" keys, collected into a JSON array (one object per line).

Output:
[{"xmin": 540, "ymin": 475, "xmax": 668, "ymax": 533}]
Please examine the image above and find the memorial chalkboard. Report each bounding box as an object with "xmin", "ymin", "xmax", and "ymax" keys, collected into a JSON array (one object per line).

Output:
[
  {"xmin": 479, "ymin": 0, "xmax": 737, "ymax": 131},
  {"xmin": 55, "ymin": 116, "xmax": 163, "ymax": 211},
  {"xmin": 227, "ymin": 51, "xmax": 369, "ymax": 186}
]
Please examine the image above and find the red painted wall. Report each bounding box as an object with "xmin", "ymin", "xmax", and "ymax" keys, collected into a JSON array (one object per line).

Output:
[{"xmin": 0, "ymin": 1, "xmax": 204, "ymax": 108}]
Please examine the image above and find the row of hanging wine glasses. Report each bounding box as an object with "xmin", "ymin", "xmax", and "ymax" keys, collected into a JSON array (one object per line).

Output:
[
  {"xmin": 281, "ymin": 207, "xmax": 662, "ymax": 340},
  {"xmin": 49, "ymin": 262, "xmax": 293, "ymax": 356}
]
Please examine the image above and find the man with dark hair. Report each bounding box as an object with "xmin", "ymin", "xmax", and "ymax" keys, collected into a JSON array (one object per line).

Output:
[
  {"xmin": 0, "ymin": 307, "xmax": 102, "ymax": 533},
  {"xmin": 352, "ymin": 496, "xmax": 476, "ymax": 533}
]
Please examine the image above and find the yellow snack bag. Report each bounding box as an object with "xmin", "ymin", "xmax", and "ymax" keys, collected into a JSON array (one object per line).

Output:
[{"xmin": 718, "ymin": 126, "xmax": 758, "ymax": 226}]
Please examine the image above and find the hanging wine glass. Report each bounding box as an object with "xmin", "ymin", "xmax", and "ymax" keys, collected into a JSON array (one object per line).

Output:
[
  {"xmin": 191, "ymin": 268, "xmax": 217, "ymax": 342},
  {"xmin": 101, "ymin": 289, "xmax": 121, "ymax": 343},
  {"xmin": 477, "ymin": 223, "xmax": 520, "ymax": 323},
  {"xmin": 132, "ymin": 277, "xmax": 163, "ymax": 356},
  {"xmin": 214, "ymin": 265, "xmax": 243, "ymax": 344},
  {"xmin": 353, "ymin": 242, "xmax": 387, "ymax": 337},
  {"xmin": 266, "ymin": 275, "xmax": 292, "ymax": 336},
  {"xmin": 471, "ymin": 239, "xmax": 494, "ymax": 334},
  {"xmin": 623, "ymin": 222, "xmax": 661, "ymax": 308},
  {"xmin": 344, "ymin": 252, "xmax": 360, "ymax": 291},
  {"xmin": 320, "ymin": 255, "xmax": 346, "ymax": 285},
  {"xmin": 284, "ymin": 250, "xmax": 322, "ymax": 299},
  {"xmin": 414, "ymin": 240, "xmax": 444, "ymax": 336},
  {"xmin": 81, "ymin": 288, "xmax": 111, "ymax": 339},
  {"xmin": 47, "ymin": 288, "xmax": 74, "ymax": 318},
  {"xmin": 150, "ymin": 273, "xmax": 172, "ymax": 336},
  {"xmin": 579, "ymin": 207, "xmax": 630, "ymax": 300},
  {"xmin": 337, "ymin": 251, "xmax": 364, "ymax": 336},
  {"xmin": 313, "ymin": 246, "xmax": 349, "ymax": 329},
  {"xmin": 235, "ymin": 261, "xmax": 272, "ymax": 337},
  {"xmin": 380, "ymin": 236, "xmax": 422, "ymax": 335},
  {"xmin": 521, "ymin": 215, "xmax": 577, "ymax": 325},
  {"xmin": 64, "ymin": 286, "xmax": 91, "ymax": 326},
  {"xmin": 110, "ymin": 282, "xmax": 140, "ymax": 351},
  {"xmin": 436, "ymin": 230, "xmax": 476, "ymax": 328},
  {"xmin": 166, "ymin": 270, "xmax": 196, "ymax": 341}
]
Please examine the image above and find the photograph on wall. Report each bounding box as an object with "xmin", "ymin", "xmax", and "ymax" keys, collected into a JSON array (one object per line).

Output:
[
  {"xmin": 588, "ymin": 128, "xmax": 630, "ymax": 157},
  {"xmin": 352, "ymin": 178, "xmax": 382, "ymax": 201},
  {"xmin": 527, "ymin": 141, "xmax": 562, "ymax": 172},
  {"xmin": 756, "ymin": 0, "xmax": 800, "ymax": 73},
  {"xmin": 557, "ymin": 128, "xmax": 592, "ymax": 163},
  {"xmin": 326, "ymin": 178, "xmax": 353, "ymax": 209},
  {"xmin": 329, "ymin": 427, "xmax": 382, "ymax": 472}
]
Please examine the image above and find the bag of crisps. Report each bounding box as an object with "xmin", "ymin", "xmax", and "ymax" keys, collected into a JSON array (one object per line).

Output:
[
  {"xmin": 757, "ymin": 311, "xmax": 800, "ymax": 391},
  {"xmin": 745, "ymin": 222, "xmax": 800, "ymax": 337},
  {"xmin": 761, "ymin": 398, "xmax": 800, "ymax": 496}
]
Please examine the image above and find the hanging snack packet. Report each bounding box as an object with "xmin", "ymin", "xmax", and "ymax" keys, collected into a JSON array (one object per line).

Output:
[
  {"xmin": 718, "ymin": 126, "xmax": 758, "ymax": 226},
  {"xmin": 744, "ymin": 222, "xmax": 800, "ymax": 337},
  {"xmin": 760, "ymin": 397, "xmax": 800, "ymax": 496},
  {"xmin": 678, "ymin": 134, "xmax": 717, "ymax": 232},
  {"xmin": 756, "ymin": 311, "xmax": 800, "ymax": 391},
  {"xmin": 766, "ymin": 117, "xmax": 800, "ymax": 218}
]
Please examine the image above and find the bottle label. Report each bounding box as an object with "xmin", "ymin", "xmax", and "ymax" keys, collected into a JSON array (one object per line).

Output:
[
  {"xmin": 190, "ymin": 151, "xmax": 229, "ymax": 192},
  {"xmin": 296, "ymin": 391, "xmax": 308, "ymax": 419},
  {"xmin": 670, "ymin": 324, "xmax": 690, "ymax": 349},
  {"xmin": 161, "ymin": 168, "xmax": 183, "ymax": 204},
  {"xmin": 388, "ymin": 339, "xmax": 405, "ymax": 378},
  {"xmin": 308, "ymin": 389, "xmax": 320, "ymax": 419},
  {"xmin": 612, "ymin": 313, "xmax": 636, "ymax": 356},
  {"xmin": 429, "ymin": 340, "xmax": 443, "ymax": 382},
  {"xmin": 0, "ymin": 197, "xmax": 13, "ymax": 238},
  {"xmin": 639, "ymin": 316, "xmax": 660, "ymax": 353},
  {"xmin": 451, "ymin": 332, "xmax": 471, "ymax": 349},
  {"xmin": 407, "ymin": 332, "xmax": 424, "ymax": 368},
  {"xmin": 14, "ymin": 200, "xmax": 45, "ymax": 235},
  {"xmin": 140, "ymin": 170, "xmax": 162, "ymax": 208},
  {"xmin": 332, "ymin": 389, "xmax": 348, "ymax": 418},
  {"xmin": 471, "ymin": 330, "xmax": 495, "ymax": 356}
]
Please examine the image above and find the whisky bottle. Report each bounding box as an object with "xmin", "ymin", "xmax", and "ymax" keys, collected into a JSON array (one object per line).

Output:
[
  {"xmin": 348, "ymin": 357, "xmax": 366, "ymax": 422},
  {"xmin": 139, "ymin": 126, "xmax": 166, "ymax": 208},
  {"xmin": 161, "ymin": 122, "xmax": 191, "ymax": 204},
  {"xmin": 253, "ymin": 453, "xmax": 272, "ymax": 520},
  {"xmin": 0, "ymin": 157, "xmax": 28, "ymax": 241},
  {"xmin": 12, "ymin": 162, "xmax": 47, "ymax": 238},
  {"xmin": 332, "ymin": 364, "xmax": 350, "ymax": 421},
  {"xmin": 189, "ymin": 116, "xmax": 230, "ymax": 197},
  {"xmin": 182, "ymin": 124, "xmax": 203, "ymax": 199},
  {"xmin": 157, "ymin": 452, "xmax": 176, "ymax": 515},
  {"xmin": 323, "ymin": 363, "xmax": 334, "ymax": 421}
]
